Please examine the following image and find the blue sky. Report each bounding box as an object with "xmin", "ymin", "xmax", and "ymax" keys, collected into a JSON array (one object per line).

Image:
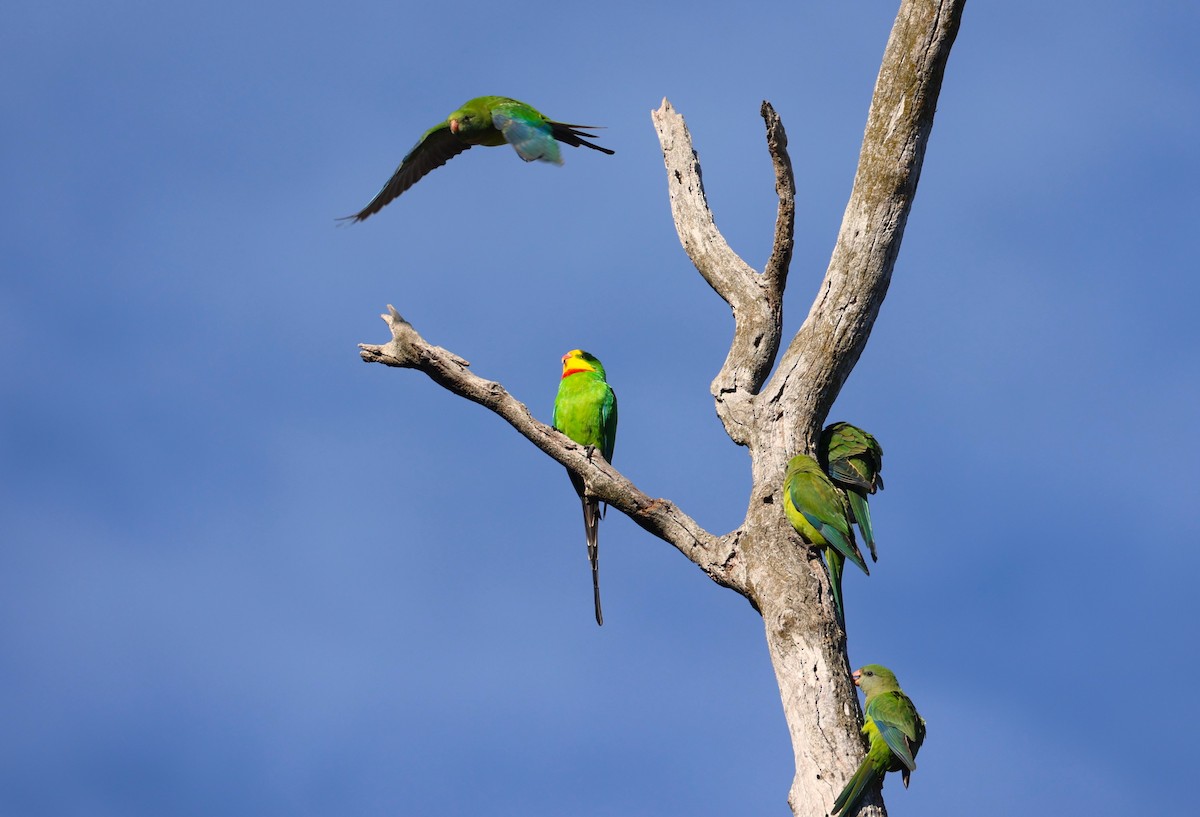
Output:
[{"xmin": 2, "ymin": 1, "xmax": 1197, "ymax": 815}]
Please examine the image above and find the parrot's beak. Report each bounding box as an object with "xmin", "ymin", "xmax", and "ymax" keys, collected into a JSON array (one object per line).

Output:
[
  {"xmin": 449, "ymin": 119, "xmax": 460, "ymax": 134},
  {"xmin": 851, "ymin": 670, "xmax": 862, "ymax": 686}
]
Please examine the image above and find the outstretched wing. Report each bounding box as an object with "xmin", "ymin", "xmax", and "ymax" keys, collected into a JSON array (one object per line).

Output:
[{"xmin": 342, "ymin": 124, "xmax": 470, "ymax": 222}]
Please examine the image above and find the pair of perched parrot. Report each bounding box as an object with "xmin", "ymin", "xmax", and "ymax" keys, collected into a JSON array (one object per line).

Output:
[{"xmin": 782, "ymin": 422, "xmax": 884, "ymax": 628}]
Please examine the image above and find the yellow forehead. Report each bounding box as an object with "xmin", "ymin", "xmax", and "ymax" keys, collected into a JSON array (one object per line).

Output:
[{"xmin": 562, "ymin": 350, "xmax": 594, "ymax": 370}]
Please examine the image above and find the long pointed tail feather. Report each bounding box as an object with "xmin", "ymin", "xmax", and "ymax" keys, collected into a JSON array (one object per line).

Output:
[
  {"xmin": 831, "ymin": 760, "xmax": 879, "ymax": 816},
  {"xmin": 583, "ymin": 496, "xmax": 603, "ymax": 626},
  {"xmin": 825, "ymin": 548, "xmax": 846, "ymax": 630},
  {"xmin": 549, "ymin": 122, "xmax": 616, "ymax": 155},
  {"xmin": 847, "ymin": 491, "xmax": 877, "ymax": 562}
]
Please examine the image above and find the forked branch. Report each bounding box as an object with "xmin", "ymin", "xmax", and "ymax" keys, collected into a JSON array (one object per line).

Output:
[
  {"xmin": 651, "ymin": 101, "xmax": 795, "ymax": 445},
  {"xmin": 358, "ymin": 307, "xmax": 742, "ymax": 590}
]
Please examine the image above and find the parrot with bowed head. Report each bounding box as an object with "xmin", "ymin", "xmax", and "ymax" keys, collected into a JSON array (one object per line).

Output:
[
  {"xmin": 344, "ymin": 95, "xmax": 614, "ymax": 222},
  {"xmin": 819, "ymin": 422, "xmax": 885, "ymax": 562},
  {"xmin": 552, "ymin": 350, "xmax": 617, "ymax": 626},
  {"xmin": 832, "ymin": 664, "xmax": 925, "ymax": 817},
  {"xmin": 783, "ymin": 454, "xmax": 868, "ymax": 628}
]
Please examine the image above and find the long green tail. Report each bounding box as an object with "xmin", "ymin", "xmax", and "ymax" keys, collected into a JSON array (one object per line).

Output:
[
  {"xmin": 847, "ymin": 490, "xmax": 877, "ymax": 562},
  {"xmin": 825, "ymin": 548, "xmax": 846, "ymax": 629},
  {"xmin": 831, "ymin": 758, "xmax": 880, "ymax": 816}
]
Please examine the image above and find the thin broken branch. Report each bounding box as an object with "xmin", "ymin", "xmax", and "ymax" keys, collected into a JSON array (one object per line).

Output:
[
  {"xmin": 358, "ymin": 306, "xmax": 741, "ymax": 590},
  {"xmin": 762, "ymin": 101, "xmax": 796, "ymax": 292}
]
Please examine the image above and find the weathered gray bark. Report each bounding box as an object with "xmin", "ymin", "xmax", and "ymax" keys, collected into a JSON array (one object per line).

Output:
[{"xmin": 359, "ymin": 1, "xmax": 965, "ymax": 814}]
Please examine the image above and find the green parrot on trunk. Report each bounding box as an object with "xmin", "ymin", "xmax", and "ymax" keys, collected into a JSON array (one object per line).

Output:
[
  {"xmin": 552, "ymin": 349, "xmax": 617, "ymax": 626},
  {"xmin": 832, "ymin": 664, "xmax": 926, "ymax": 816},
  {"xmin": 820, "ymin": 422, "xmax": 885, "ymax": 562},
  {"xmin": 783, "ymin": 454, "xmax": 868, "ymax": 628},
  {"xmin": 344, "ymin": 95, "xmax": 614, "ymax": 222}
]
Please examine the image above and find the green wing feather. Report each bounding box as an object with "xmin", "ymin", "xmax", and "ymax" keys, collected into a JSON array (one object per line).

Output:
[
  {"xmin": 820, "ymin": 422, "xmax": 884, "ymax": 561},
  {"xmin": 846, "ymin": 490, "xmax": 876, "ymax": 562},
  {"xmin": 821, "ymin": 423, "xmax": 884, "ymax": 480},
  {"xmin": 599, "ymin": 384, "xmax": 617, "ymax": 465},
  {"xmin": 798, "ymin": 507, "xmax": 866, "ymax": 575},
  {"xmin": 824, "ymin": 547, "xmax": 847, "ymax": 629},
  {"xmin": 866, "ymin": 691, "xmax": 921, "ymax": 772}
]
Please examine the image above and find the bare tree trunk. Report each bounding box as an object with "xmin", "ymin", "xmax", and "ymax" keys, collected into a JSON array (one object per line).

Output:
[{"xmin": 358, "ymin": 2, "xmax": 966, "ymax": 814}]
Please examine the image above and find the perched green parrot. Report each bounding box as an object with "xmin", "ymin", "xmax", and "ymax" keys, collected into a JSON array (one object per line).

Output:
[
  {"xmin": 819, "ymin": 422, "xmax": 885, "ymax": 562},
  {"xmin": 551, "ymin": 349, "xmax": 618, "ymax": 626},
  {"xmin": 783, "ymin": 454, "xmax": 869, "ymax": 628},
  {"xmin": 832, "ymin": 664, "xmax": 926, "ymax": 817},
  {"xmin": 344, "ymin": 95, "xmax": 614, "ymax": 222}
]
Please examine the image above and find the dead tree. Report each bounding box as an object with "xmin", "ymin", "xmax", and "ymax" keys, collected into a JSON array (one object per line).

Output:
[{"xmin": 358, "ymin": 2, "xmax": 966, "ymax": 814}]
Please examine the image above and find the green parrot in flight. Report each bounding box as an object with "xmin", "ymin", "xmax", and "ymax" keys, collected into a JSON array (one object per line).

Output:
[
  {"xmin": 832, "ymin": 664, "xmax": 926, "ymax": 816},
  {"xmin": 552, "ymin": 350, "xmax": 618, "ymax": 626},
  {"xmin": 344, "ymin": 96, "xmax": 614, "ymax": 222},
  {"xmin": 783, "ymin": 454, "xmax": 869, "ymax": 628},
  {"xmin": 819, "ymin": 422, "xmax": 885, "ymax": 562}
]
